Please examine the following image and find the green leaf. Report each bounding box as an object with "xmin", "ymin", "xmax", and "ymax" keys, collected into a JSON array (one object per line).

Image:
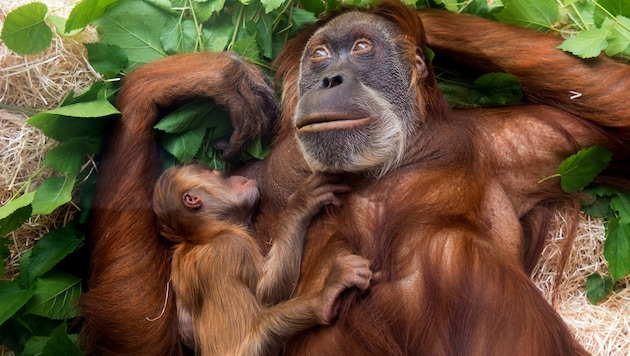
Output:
[
  {"xmin": 42, "ymin": 322, "xmax": 82, "ymax": 356},
  {"xmin": 145, "ymin": 0, "xmax": 175, "ymax": 13},
  {"xmin": 47, "ymin": 16, "xmax": 83, "ymax": 36},
  {"xmin": 301, "ymin": 0, "xmax": 325, "ymax": 15},
  {"xmin": 192, "ymin": 0, "xmax": 225, "ymax": 23},
  {"xmin": 1, "ymin": 2, "xmax": 52, "ymax": 55},
  {"xmin": 261, "ymin": 0, "xmax": 283, "ymax": 13},
  {"xmin": 557, "ymin": 145, "xmax": 612, "ymax": 193},
  {"xmin": 254, "ymin": 12, "xmax": 274, "ymax": 59},
  {"xmin": 44, "ymin": 137, "xmax": 101, "ymax": 175},
  {"xmin": 0, "ymin": 281, "xmax": 35, "ymax": 325},
  {"xmin": 245, "ymin": 136, "xmax": 270, "ymax": 160},
  {"xmin": 23, "ymin": 335, "xmax": 49, "ymax": 356},
  {"xmin": 473, "ymin": 73, "xmax": 522, "ymax": 105},
  {"xmin": 585, "ymin": 273, "xmax": 614, "ymax": 304},
  {"xmin": 202, "ymin": 13, "xmax": 233, "ymax": 52},
  {"xmin": 558, "ymin": 27, "xmax": 609, "ymax": 58},
  {"xmin": 604, "ymin": 217, "xmax": 630, "ymax": 280},
  {"xmin": 94, "ymin": 1, "xmax": 170, "ymax": 69},
  {"xmin": 0, "ymin": 191, "xmax": 35, "ymax": 220},
  {"xmin": 161, "ymin": 18, "xmax": 199, "ymax": 54},
  {"xmin": 605, "ymin": 16, "xmax": 630, "ymax": 56},
  {"xmin": 61, "ymin": 82, "xmax": 108, "ymax": 106},
  {"xmin": 77, "ymin": 172, "xmax": 98, "ymax": 224},
  {"xmin": 290, "ymin": 7, "xmax": 318, "ymax": 32},
  {"xmin": 46, "ymin": 100, "xmax": 119, "ymax": 118},
  {"xmin": 25, "ymin": 272, "xmax": 81, "ymax": 320},
  {"xmin": 439, "ymin": 81, "xmax": 477, "ymax": 108},
  {"xmin": 204, "ymin": 147, "xmax": 226, "ymax": 171},
  {"xmin": 232, "ymin": 35, "xmax": 261, "ymax": 62},
  {"xmin": 0, "ymin": 238, "xmax": 10, "ymax": 275},
  {"xmin": 610, "ymin": 192, "xmax": 630, "ymax": 223},
  {"xmin": 31, "ymin": 175, "xmax": 77, "ymax": 216},
  {"xmin": 27, "ymin": 100, "xmax": 119, "ymax": 142},
  {"xmin": 594, "ymin": 0, "xmax": 630, "ymax": 26},
  {"xmin": 494, "ymin": 0, "xmax": 560, "ymax": 31},
  {"xmin": 154, "ymin": 101, "xmax": 218, "ymax": 133},
  {"xmin": 158, "ymin": 128, "xmax": 206, "ymax": 162},
  {"xmin": 205, "ymin": 112, "xmax": 233, "ymax": 142},
  {"xmin": 66, "ymin": 0, "xmax": 120, "ymax": 32},
  {"xmin": 85, "ymin": 43, "xmax": 129, "ymax": 77},
  {"xmin": 0, "ymin": 205, "xmax": 33, "ymax": 236},
  {"xmin": 18, "ymin": 226, "xmax": 84, "ymax": 288}
]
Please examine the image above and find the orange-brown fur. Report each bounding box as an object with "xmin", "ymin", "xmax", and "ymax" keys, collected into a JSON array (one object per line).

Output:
[{"xmin": 81, "ymin": 1, "xmax": 630, "ymax": 355}]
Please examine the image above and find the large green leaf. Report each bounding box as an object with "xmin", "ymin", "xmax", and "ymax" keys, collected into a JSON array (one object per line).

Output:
[
  {"xmin": 0, "ymin": 191, "xmax": 35, "ymax": 220},
  {"xmin": 0, "ymin": 281, "xmax": 35, "ymax": 325},
  {"xmin": 94, "ymin": 0, "xmax": 171, "ymax": 69},
  {"xmin": 594, "ymin": 0, "xmax": 630, "ymax": 25},
  {"xmin": 27, "ymin": 100, "xmax": 120, "ymax": 142},
  {"xmin": 84, "ymin": 43, "xmax": 129, "ymax": 78},
  {"xmin": 190, "ymin": 0, "xmax": 225, "ymax": 23},
  {"xmin": 558, "ymin": 27, "xmax": 609, "ymax": 58},
  {"xmin": 557, "ymin": 145, "xmax": 612, "ymax": 193},
  {"xmin": 261, "ymin": 0, "xmax": 283, "ymax": 13},
  {"xmin": 161, "ymin": 18, "xmax": 199, "ymax": 54},
  {"xmin": 18, "ymin": 226, "xmax": 84, "ymax": 288},
  {"xmin": 604, "ymin": 216, "xmax": 630, "ymax": 280},
  {"xmin": 0, "ymin": 206, "xmax": 33, "ymax": 236},
  {"xmin": 202, "ymin": 13, "xmax": 233, "ymax": 52},
  {"xmin": 604, "ymin": 16, "xmax": 630, "ymax": 56},
  {"xmin": 158, "ymin": 128, "xmax": 206, "ymax": 162},
  {"xmin": 42, "ymin": 322, "xmax": 82, "ymax": 356},
  {"xmin": 44, "ymin": 137, "xmax": 101, "ymax": 176},
  {"xmin": 31, "ymin": 175, "xmax": 76, "ymax": 216},
  {"xmin": 65, "ymin": 0, "xmax": 120, "ymax": 32},
  {"xmin": 154, "ymin": 102, "xmax": 219, "ymax": 133},
  {"xmin": 495, "ymin": 0, "xmax": 559, "ymax": 31},
  {"xmin": 25, "ymin": 272, "xmax": 82, "ymax": 320},
  {"xmin": 1, "ymin": 2, "xmax": 52, "ymax": 55},
  {"xmin": 233, "ymin": 35, "xmax": 261, "ymax": 62},
  {"xmin": 23, "ymin": 335, "xmax": 49, "ymax": 356}
]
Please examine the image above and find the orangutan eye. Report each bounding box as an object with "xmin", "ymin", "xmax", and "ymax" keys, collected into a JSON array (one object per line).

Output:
[
  {"xmin": 351, "ymin": 39, "xmax": 373, "ymax": 55},
  {"xmin": 311, "ymin": 46, "xmax": 331, "ymax": 63}
]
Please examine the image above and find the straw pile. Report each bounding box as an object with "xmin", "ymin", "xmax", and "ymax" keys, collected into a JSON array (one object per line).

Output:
[
  {"xmin": 1, "ymin": 0, "xmax": 628, "ymax": 354},
  {"xmin": 1, "ymin": 0, "xmax": 99, "ymax": 285}
]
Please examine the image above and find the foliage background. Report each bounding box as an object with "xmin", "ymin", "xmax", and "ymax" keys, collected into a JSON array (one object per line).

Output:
[{"xmin": 1, "ymin": 0, "xmax": 629, "ymax": 354}]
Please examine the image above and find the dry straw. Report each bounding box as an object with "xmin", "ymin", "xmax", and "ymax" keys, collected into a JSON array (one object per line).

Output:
[{"xmin": 1, "ymin": 0, "xmax": 629, "ymax": 354}]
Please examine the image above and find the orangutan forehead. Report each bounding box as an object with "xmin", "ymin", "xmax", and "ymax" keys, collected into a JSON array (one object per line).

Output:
[{"xmin": 313, "ymin": 11, "xmax": 401, "ymax": 39}]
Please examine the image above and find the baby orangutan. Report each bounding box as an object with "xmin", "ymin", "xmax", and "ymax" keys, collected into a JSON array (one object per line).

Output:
[{"xmin": 152, "ymin": 164, "xmax": 372, "ymax": 355}]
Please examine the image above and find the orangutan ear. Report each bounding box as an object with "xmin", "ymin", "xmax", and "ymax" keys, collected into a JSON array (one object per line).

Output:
[
  {"xmin": 415, "ymin": 47, "xmax": 428, "ymax": 79},
  {"xmin": 183, "ymin": 192, "xmax": 202, "ymax": 209}
]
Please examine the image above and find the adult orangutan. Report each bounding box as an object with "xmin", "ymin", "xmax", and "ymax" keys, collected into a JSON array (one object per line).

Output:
[{"xmin": 79, "ymin": 1, "xmax": 630, "ymax": 355}]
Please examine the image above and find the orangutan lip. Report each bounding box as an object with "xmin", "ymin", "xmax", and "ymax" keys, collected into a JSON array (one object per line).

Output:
[{"xmin": 296, "ymin": 113, "xmax": 370, "ymax": 132}]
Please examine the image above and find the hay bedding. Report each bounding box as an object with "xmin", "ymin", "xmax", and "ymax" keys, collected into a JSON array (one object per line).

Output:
[{"xmin": 1, "ymin": 0, "xmax": 629, "ymax": 354}]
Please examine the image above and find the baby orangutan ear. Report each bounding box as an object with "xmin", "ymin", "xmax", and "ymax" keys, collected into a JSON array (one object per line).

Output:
[{"xmin": 183, "ymin": 192, "xmax": 202, "ymax": 209}]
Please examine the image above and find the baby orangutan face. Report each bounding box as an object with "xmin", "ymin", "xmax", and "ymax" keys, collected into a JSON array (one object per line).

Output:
[{"xmin": 179, "ymin": 166, "xmax": 261, "ymax": 225}]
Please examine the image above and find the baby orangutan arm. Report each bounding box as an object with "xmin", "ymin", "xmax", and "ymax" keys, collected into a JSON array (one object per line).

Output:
[
  {"xmin": 256, "ymin": 173, "xmax": 351, "ymax": 306},
  {"xmin": 242, "ymin": 254, "xmax": 372, "ymax": 355}
]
